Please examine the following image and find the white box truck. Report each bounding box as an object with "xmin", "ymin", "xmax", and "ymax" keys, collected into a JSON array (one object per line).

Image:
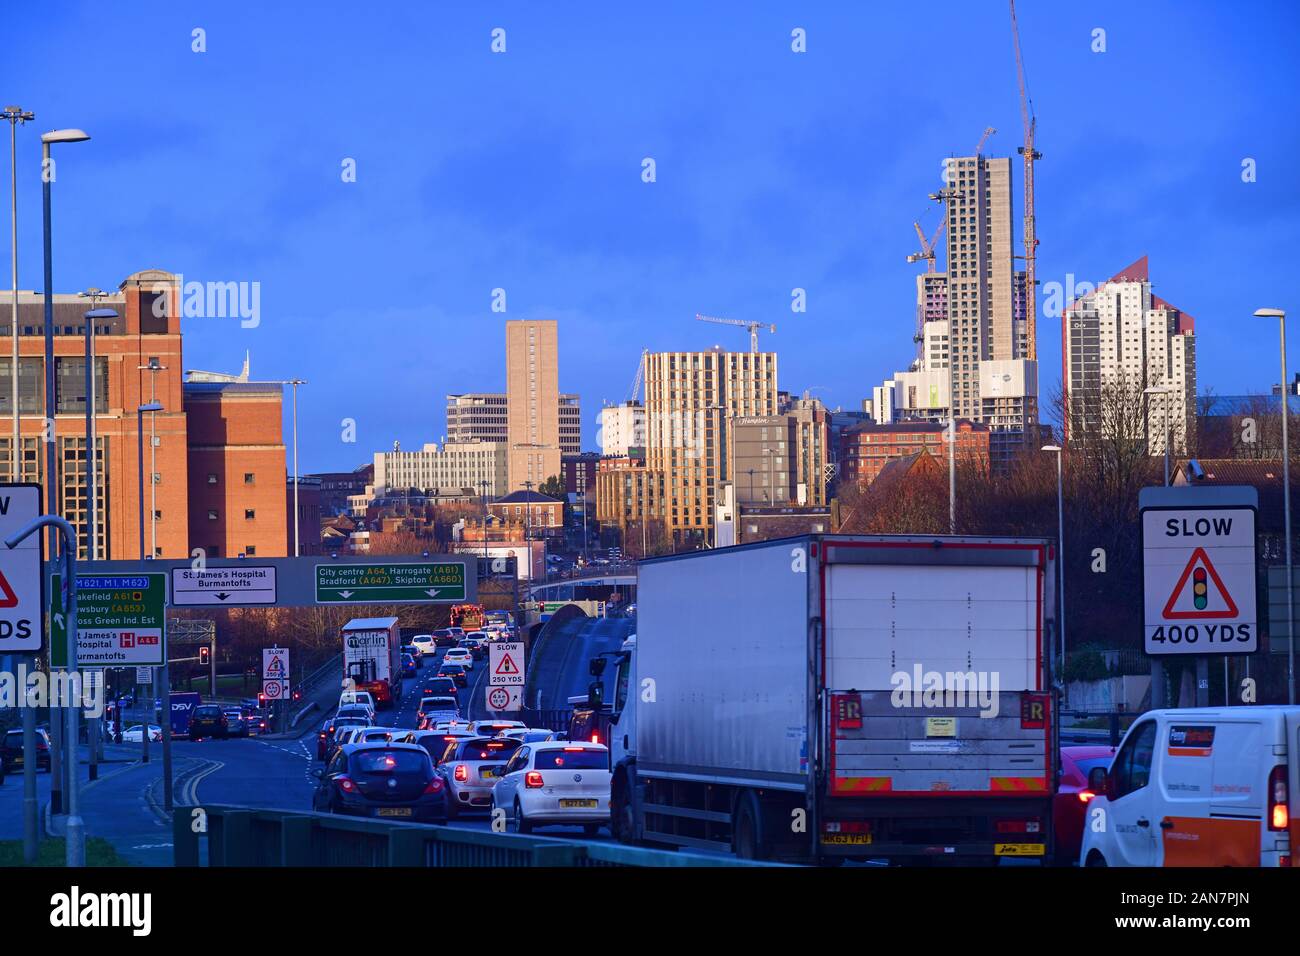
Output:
[
  {"xmin": 573, "ymin": 534, "xmax": 1058, "ymax": 864},
  {"xmin": 342, "ymin": 617, "xmax": 402, "ymax": 709}
]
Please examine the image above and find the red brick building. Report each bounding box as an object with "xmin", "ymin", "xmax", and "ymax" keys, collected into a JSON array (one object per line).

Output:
[
  {"xmin": 839, "ymin": 419, "xmax": 990, "ymax": 487},
  {"xmin": 185, "ymin": 381, "xmax": 288, "ymax": 559},
  {"xmin": 488, "ymin": 489, "xmax": 564, "ymax": 538}
]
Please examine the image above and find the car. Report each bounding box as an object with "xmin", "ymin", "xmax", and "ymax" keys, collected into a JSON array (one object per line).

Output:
[
  {"xmin": 311, "ymin": 742, "xmax": 447, "ymax": 822},
  {"xmin": 430, "ymin": 719, "xmax": 474, "ymax": 735},
  {"xmin": 417, "ymin": 696, "xmax": 460, "ymax": 729},
  {"xmin": 355, "ymin": 727, "xmax": 400, "ymax": 746},
  {"xmin": 431, "ymin": 628, "xmax": 458, "ymax": 649},
  {"xmin": 2, "ymin": 728, "xmax": 52, "ymax": 771},
  {"xmin": 437, "ymin": 664, "xmax": 468, "ymax": 689},
  {"xmin": 491, "ymin": 742, "xmax": 611, "ymax": 835},
  {"xmin": 499, "ymin": 728, "xmax": 558, "ymax": 744},
  {"xmin": 244, "ymin": 710, "xmax": 269, "ymax": 735},
  {"xmin": 463, "ymin": 632, "xmax": 492, "ymax": 659},
  {"xmin": 446, "ymin": 626, "xmax": 465, "ymax": 640},
  {"xmin": 340, "ymin": 690, "xmax": 376, "ymax": 712},
  {"xmin": 316, "ymin": 719, "xmax": 336, "ymax": 760},
  {"xmin": 435, "ymin": 736, "xmax": 523, "ymax": 817},
  {"xmin": 401, "ymin": 654, "xmax": 418, "ymax": 679},
  {"xmin": 400, "ymin": 644, "xmax": 424, "ymax": 668},
  {"xmin": 119, "ymin": 724, "xmax": 164, "ymax": 743},
  {"xmin": 397, "ymin": 730, "xmax": 467, "ymax": 762},
  {"xmin": 468, "ymin": 720, "xmax": 526, "ymax": 737},
  {"xmin": 443, "ymin": 648, "xmax": 474, "ymax": 670},
  {"xmin": 1080, "ymin": 706, "xmax": 1299, "ymax": 867},
  {"xmin": 1053, "ymin": 745, "xmax": 1116, "ymax": 864},
  {"xmin": 323, "ymin": 718, "xmax": 370, "ymax": 761},
  {"xmin": 410, "ymin": 634, "xmax": 437, "ymax": 656},
  {"xmin": 418, "ymin": 677, "xmax": 459, "ymax": 702},
  {"xmin": 337, "ymin": 702, "xmax": 375, "ymax": 724},
  {"xmin": 188, "ymin": 705, "xmax": 228, "ymax": 740},
  {"xmin": 223, "ymin": 709, "xmax": 250, "ymax": 738}
]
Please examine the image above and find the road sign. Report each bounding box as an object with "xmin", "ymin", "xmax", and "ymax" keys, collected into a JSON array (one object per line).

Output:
[
  {"xmin": 315, "ymin": 562, "xmax": 467, "ymax": 604},
  {"xmin": 51, "ymin": 573, "xmax": 168, "ymax": 667},
  {"xmin": 0, "ymin": 484, "xmax": 43, "ymax": 653},
  {"xmin": 486, "ymin": 685, "xmax": 522, "ymax": 712},
  {"xmin": 172, "ymin": 566, "xmax": 277, "ymax": 606},
  {"xmin": 262, "ymin": 647, "xmax": 290, "ymax": 698},
  {"xmin": 489, "ymin": 641, "xmax": 524, "ymax": 686},
  {"xmin": 1142, "ymin": 492, "xmax": 1258, "ymax": 656},
  {"xmin": 136, "ymin": 667, "xmax": 153, "ymax": 684}
]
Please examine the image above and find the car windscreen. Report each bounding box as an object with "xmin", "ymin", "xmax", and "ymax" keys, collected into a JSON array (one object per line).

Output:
[
  {"xmin": 351, "ymin": 750, "xmax": 428, "ymax": 774},
  {"xmin": 423, "ymin": 698, "xmax": 456, "ymax": 709},
  {"xmin": 193, "ymin": 707, "xmax": 221, "ymax": 718},
  {"xmin": 455, "ymin": 738, "xmax": 521, "ymax": 761},
  {"xmin": 534, "ymin": 748, "xmax": 609, "ymax": 770}
]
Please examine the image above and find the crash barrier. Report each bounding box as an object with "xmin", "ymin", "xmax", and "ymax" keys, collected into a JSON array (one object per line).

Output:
[
  {"xmin": 1058, "ymin": 710, "xmax": 1136, "ymax": 747},
  {"xmin": 173, "ymin": 804, "xmax": 784, "ymax": 867}
]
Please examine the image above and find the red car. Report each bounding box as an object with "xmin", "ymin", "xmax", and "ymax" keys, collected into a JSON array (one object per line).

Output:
[{"xmin": 1054, "ymin": 745, "xmax": 1116, "ymax": 864}]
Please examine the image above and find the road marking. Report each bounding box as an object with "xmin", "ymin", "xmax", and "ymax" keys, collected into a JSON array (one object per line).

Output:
[{"xmin": 182, "ymin": 758, "xmax": 224, "ymax": 805}]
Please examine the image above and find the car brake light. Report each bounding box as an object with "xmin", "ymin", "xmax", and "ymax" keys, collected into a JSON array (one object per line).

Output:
[
  {"xmin": 423, "ymin": 777, "xmax": 444, "ymax": 794},
  {"xmin": 454, "ymin": 764, "xmax": 468, "ymax": 782},
  {"xmin": 525, "ymin": 771, "xmax": 544, "ymax": 788},
  {"xmin": 590, "ymin": 734, "xmax": 599, "ymax": 744},
  {"xmin": 563, "ymin": 746, "xmax": 584, "ymax": 752},
  {"xmin": 337, "ymin": 775, "xmax": 357, "ymax": 793},
  {"xmin": 1268, "ymin": 765, "xmax": 1289, "ymax": 831},
  {"xmin": 1078, "ymin": 790, "xmax": 1095, "ymax": 803}
]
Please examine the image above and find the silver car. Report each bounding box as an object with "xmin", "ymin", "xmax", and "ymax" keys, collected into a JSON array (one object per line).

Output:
[{"xmin": 434, "ymin": 736, "xmax": 522, "ymax": 817}]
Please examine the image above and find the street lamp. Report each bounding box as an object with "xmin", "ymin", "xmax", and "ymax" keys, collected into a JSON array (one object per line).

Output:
[
  {"xmin": 1144, "ymin": 385, "xmax": 1173, "ymax": 487},
  {"xmin": 3, "ymin": 106, "xmax": 33, "ymax": 484},
  {"xmin": 1256, "ymin": 307, "xmax": 1295, "ymax": 705},
  {"xmin": 1042, "ymin": 444, "xmax": 1066, "ymax": 683},
  {"xmin": 40, "ymin": 127, "xmax": 89, "ymax": 819}
]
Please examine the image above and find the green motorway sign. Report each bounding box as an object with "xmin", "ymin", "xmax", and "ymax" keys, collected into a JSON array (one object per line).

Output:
[
  {"xmin": 315, "ymin": 562, "xmax": 467, "ymax": 604},
  {"xmin": 50, "ymin": 573, "xmax": 167, "ymax": 668}
]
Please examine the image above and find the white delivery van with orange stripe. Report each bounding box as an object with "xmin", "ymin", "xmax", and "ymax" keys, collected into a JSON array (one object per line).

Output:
[{"xmin": 1080, "ymin": 706, "xmax": 1297, "ymax": 867}]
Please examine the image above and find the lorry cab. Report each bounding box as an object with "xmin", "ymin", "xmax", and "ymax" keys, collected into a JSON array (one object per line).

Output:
[{"xmin": 1080, "ymin": 706, "xmax": 1297, "ymax": 867}]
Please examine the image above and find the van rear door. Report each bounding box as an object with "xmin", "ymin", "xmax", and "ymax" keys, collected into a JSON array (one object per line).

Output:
[{"xmin": 1160, "ymin": 718, "xmax": 1265, "ymax": 866}]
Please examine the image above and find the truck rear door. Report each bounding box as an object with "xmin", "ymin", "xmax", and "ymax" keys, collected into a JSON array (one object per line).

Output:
[{"xmin": 820, "ymin": 541, "xmax": 1051, "ymax": 797}]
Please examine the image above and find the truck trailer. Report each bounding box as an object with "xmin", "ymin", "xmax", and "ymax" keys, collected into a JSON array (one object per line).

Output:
[
  {"xmin": 341, "ymin": 617, "xmax": 402, "ymax": 709},
  {"xmin": 576, "ymin": 534, "xmax": 1058, "ymax": 864}
]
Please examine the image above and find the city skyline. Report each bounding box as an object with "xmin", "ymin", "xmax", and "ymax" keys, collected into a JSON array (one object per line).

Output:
[{"xmin": 6, "ymin": 1, "xmax": 1298, "ymax": 472}]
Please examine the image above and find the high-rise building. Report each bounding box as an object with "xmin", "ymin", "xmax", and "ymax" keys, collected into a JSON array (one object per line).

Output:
[
  {"xmin": 1063, "ymin": 256, "xmax": 1196, "ymax": 455},
  {"xmin": 876, "ymin": 154, "xmax": 1038, "ymax": 469},
  {"xmin": 728, "ymin": 399, "xmax": 830, "ymax": 508},
  {"xmin": 599, "ymin": 401, "xmax": 646, "ymax": 456},
  {"xmin": 505, "ymin": 320, "xmax": 561, "ymax": 490},
  {"xmin": 644, "ymin": 349, "xmax": 779, "ymax": 545},
  {"xmin": 447, "ymin": 390, "xmax": 580, "ymax": 456}
]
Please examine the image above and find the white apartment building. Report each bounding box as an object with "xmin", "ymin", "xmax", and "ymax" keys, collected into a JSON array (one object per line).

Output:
[
  {"xmin": 599, "ymin": 401, "xmax": 647, "ymax": 456},
  {"xmin": 372, "ymin": 440, "xmax": 508, "ymax": 497},
  {"xmin": 1064, "ymin": 256, "xmax": 1196, "ymax": 455}
]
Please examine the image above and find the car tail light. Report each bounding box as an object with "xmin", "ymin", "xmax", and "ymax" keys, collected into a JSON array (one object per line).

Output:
[
  {"xmin": 995, "ymin": 818, "xmax": 1041, "ymax": 834},
  {"xmin": 1077, "ymin": 790, "xmax": 1095, "ymax": 803},
  {"xmin": 423, "ymin": 776, "xmax": 444, "ymax": 794},
  {"xmin": 590, "ymin": 733, "xmax": 600, "ymax": 744},
  {"xmin": 822, "ymin": 820, "xmax": 870, "ymax": 834},
  {"xmin": 454, "ymin": 764, "xmax": 468, "ymax": 782},
  {"xmin": 337, "ymin": 775, "xmax": 357, "ymax": 794},
  {"xmin": 1268, "ymin": 765, "xmax": 1289, "ymax": 831},
  {"xmin": 563, "ymin": 746, "xmax": 584, "ymax": 752},
  {"xmin": 525, "ymin": 771, "xmax": 544, "ymax": 789}
]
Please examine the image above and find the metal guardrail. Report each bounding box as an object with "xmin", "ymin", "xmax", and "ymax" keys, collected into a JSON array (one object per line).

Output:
[
  {"xmin": 173, "ymin": 804, "xmax": 783, "ymax": 867},
  {"xmin": 1059, "ymin": 710, "xmax": 1137, "ymax": 747}
]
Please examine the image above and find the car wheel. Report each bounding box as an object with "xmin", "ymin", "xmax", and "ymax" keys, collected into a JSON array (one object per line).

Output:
[
  {"xmin": 732, "ymin": 793, "xmax": 765, "ymax": 861},
  {"xmin": 1085, "ymin": 851, "xmax": 1107, "ymax": 867},
  {"xmin": 512, "ymin": 800, "xmax": 532, "ymax": 834}
]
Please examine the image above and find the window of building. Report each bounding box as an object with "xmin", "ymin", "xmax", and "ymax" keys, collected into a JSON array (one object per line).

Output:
[
  {"xmin": 54, "ymin": 357, "xmax": 109, "ymax": 413},
  {"xmin": 207, "ymin": 473, "xmax": 218, "ymax": 484},
  {"xmin": 245, "ymin": 546, "xmax": 257, "ymax": 556},
  {"xmin": 245, "ymin": 509, "xmax": 256, "ymax": 520},
  {"xmin": 0, "ymin": 358, "xmax": 45, "ymax": 415},
  {"xmin": 208, "ymin": 510, "xmax": 218, "ymax": 521},
  {"xmin": 244, "ymin": 473, "xmax": 255, "ymax": 485}
]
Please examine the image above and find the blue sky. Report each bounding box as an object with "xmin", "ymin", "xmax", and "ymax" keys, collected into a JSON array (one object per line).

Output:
[{"xmin": 10, "ymin": 1, "xmax": 1300, "ymax": 472}]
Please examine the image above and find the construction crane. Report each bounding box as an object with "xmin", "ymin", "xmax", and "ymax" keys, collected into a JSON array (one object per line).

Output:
[
  {"xmin": 695, "ymin": 313, "xmax": 775, "ymax": 354},
  {"xmin": 975, "ymin": 125, "xmax": 996, "ymax": 155},
  {"xmin": 906, "ymin": 219, "xmax": 945, "ymax": 273},
  {"xmin": 1010, "ymin": 0, "xmax": 1040, "ymax": 360},
  {"xmin": 627, "ymin": 348, "xmax": 647, "ymax": 404}
]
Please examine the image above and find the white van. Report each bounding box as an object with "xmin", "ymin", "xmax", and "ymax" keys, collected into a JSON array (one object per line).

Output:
[{"xmin": 1080, "ymin": 706, "xmax": 1297, "ymax": 867}]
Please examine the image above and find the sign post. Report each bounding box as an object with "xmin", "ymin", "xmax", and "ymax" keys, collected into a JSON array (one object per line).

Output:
[
  {"xmin": 315, "ymin": 562, "xmax": 468, "ymax": 604},
  {"xmin": 1141, "ymin": 486, "xmax": 1259, "ymax": 707},
  {"xmin": 172, "ymin": 566, "xmax": 277, "ymax": 606},
  {"xmin": 50, "ymin": 573, "xmax": 167, "ymax": 668},
  {"xmin": 488, "ymin": 641, "xmax": 524, "ymax": 712},
  {"xmin": 262, "ymin": 646, "xmax": 290, "ymax": 700}
]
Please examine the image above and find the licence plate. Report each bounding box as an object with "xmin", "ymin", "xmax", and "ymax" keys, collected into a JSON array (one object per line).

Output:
[
  {"xmin": 376, "ymin": 807, "xmax": 412, "ymax": 818},
  {"xmin": 481, "ymin": 767, "xmax": 499, "ymax": 779},
  {"xmin": 994, "ymin": 842, "xmax": 1045, "ymax": 857},
  {"xmin": 559, "ymin": 799, "xmax": 597, "ymax": 809},
  {"xmin": 820, "ymin": 833, "xmax": 873, "ymax": 845}
]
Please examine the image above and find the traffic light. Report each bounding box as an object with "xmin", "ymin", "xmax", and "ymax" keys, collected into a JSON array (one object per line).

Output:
[
  {"xmin": 1193, "ymin": 566, "xmax": 1208, "ymax": 611},
  {"xmin": 199, "ymin": 645, "xmax": 210, "ymax": 666},
  {"xmin": 258, "ymin": 693, "xmax": 267, "ymax": 706}
]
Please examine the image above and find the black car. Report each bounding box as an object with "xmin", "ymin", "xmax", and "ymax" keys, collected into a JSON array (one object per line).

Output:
[
  {"xmin": 431, "ymin": 628, "xmax": 457, "ymax": 649},
  {"xmin": 311, "ymin": 742, "xmax": 447, "ymax": 821},
  {"xmin": 436, "ymin": 664, "xmax": 468, "ymax": 689},
  {"xmin": 2, "ymin": 728, "xmax": 51, "ymax": 772},
  {"xmin": 223, "ymin": 709, "xmax": 249, "ymax": 738},
  {"xmin": 188, "ymin": 705, "xmax": 228, "ymax": 740},
  {"xmin": 322, "ymin": 716, "xmax": 369, "ymax": 762},
  {"xmin": 418, "ymin": 677, "xmax": 459, "ymax": 701}
]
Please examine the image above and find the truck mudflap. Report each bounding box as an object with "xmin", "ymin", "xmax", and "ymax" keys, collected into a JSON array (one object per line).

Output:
[{"xmin": 828, "ymin": 690, "xmax": 1051, "ymax": 797}]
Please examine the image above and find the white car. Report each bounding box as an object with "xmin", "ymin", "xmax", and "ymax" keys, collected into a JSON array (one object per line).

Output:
[
  {"xmin": 443, "ymin": 648, "xmax": 474, "ymax": 670},
  {"xmin": 340, "ymin": 690, "xmax": 376, "ymax": 712},
  {"xmin": 492, "ymin": 741, "xmax": 611, "ymax": 835},
  {"xmin": 431, "ymin": 719, "xmax": 474, "ymax": 734},
  {"xmin": 469, "ymin": 719, "xmax": 526, "ymax": 737},
  {"xmin": 499, "ymin": 728, "xmax": 558, "ymax": 744},
  {"xmin": 119, "ymin": 724, "xmax": 163, "ymax": 743},
  {"xmin": 410, "ymin": 634, "xmax": 437, "ymax": 655}
]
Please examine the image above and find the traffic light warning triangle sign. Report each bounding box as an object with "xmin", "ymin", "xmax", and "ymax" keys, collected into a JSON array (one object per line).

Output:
[
  {"xmin": 0, "ymin": 570, "xmax": 18, "ymax": 608},
  {"xmin": 1162, "ymin": 546, "xmax": 1239, "ymax": 620},
  {"xmin": 494, "ymin": 652, "xmax": 519, "ymax": 676}
]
